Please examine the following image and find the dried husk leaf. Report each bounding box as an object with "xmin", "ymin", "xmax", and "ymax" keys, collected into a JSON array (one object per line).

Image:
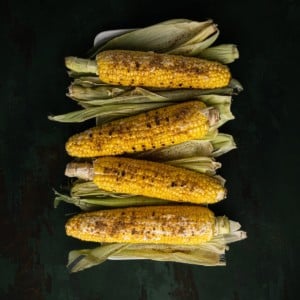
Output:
[
  {"xmin": 54, "ymin": 191, "xmax": 168, "ymax": 211},
  {"xmin": 68, "ymin": 84, "xmax": 128, "ymax": 101},
  {"xmin": 89, "ymin": 19, "xmax": 216, "ymax": 57},
  {"xmin": 49, "ymin": 93, "xmax": 233, "ymax": 126},
  {"xmin": 211, "ymin": 133, "xmax": 237, "ymax": 157},
  {"xmin": 167, "ymin": 28, "xmax": 220, "ymax": 56},
  {"xmin": 199, "ymin": 44, "xmax": 239, "ymax": 64},
  {"xmin": 164, "ymin": 156, "xmax": 221, "ymax": 175},
  {"xmin": 66, "ymin": 225, "xmax": 247, "ymax": 272},
  {"xmin": 135, "ymin": 139, "xmax": 215, "ymax": 160}
]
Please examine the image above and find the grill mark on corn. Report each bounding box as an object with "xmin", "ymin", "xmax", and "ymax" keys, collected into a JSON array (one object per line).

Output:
[
  {"xmin": 96, "ymin": 50, "xmax": 231, "ymax": 89},
  {"xmin": 66, "ymin": 101, "xmax": 210, "ymax": 158},
  {"xmin": 92, "ymin": 157, "xmax": 225, "ymax": 204},
  {"xmin": 65, "ymin": 205, "xmax": 216, "ymax": 245}
]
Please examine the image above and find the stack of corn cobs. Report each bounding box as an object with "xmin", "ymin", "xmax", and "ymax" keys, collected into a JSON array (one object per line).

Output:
[{"xmin": 50, "ymin": 19, "xmax": 247, "ymax": 272}]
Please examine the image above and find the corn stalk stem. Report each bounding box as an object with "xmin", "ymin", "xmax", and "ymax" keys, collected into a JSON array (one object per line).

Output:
[{"xmin": 65, "ymin": 162, "xmax": 94, "ymax": 180}]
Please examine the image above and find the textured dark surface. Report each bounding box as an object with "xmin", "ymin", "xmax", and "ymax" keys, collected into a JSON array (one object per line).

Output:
[{"xmin": 0, "ymin": 0, "xmax": 299, "ymax": 299}]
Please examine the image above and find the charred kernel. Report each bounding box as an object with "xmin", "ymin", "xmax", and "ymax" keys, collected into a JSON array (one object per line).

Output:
[
  {"xmin": 91, "ymin": 157, "xmax": 225, "ymax": 204},
  {"xmin": 155, "ymin": 116, "xmax": 160, "ymax": 125},
  {"xmin": 65, "ymin": 101, "xmax": 212, "ymax": 158},
  {"xmin": 96, "ymin": 50, "xmax": 231, "ymax": 89},
  {"xmin": 65, "ymin": 205, "xmax": 218, "ymax": 245}
]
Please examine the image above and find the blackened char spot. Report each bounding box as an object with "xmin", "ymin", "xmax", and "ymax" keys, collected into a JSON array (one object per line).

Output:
[
  {"xmin": 154, "ymin": 116, "xmax": 160, "ymax": 126},
  {"xmin": 108, "ymin": 128, "xmax": 114, "ymax": 136}
]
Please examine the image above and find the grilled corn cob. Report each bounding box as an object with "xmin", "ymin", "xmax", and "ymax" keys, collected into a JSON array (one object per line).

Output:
[
  {"xmin": 96, "ymin": 50, "xmax": 231, "ymax": 89},
  {"xmin": 65, "ymin": 101, "xmax": 219, "ymax": 158},
  {"xmin": 65, "ymin": 205, "xmax": 230, "ymax": 245},
  {"xmin": 65, "ymin": 157, "xmax": 226, "ymax": 204}
]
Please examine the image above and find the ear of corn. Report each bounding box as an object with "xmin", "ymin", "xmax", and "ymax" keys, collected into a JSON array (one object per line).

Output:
[
  {"xmin": 67, "ymin": 224, "xmax": 246, "ymax": 272},
  {"xmin": 65, "ymin": 157, "xmax": 226, "ymax": 204},
  {"xmin": 96, "ymin": 50, "xmax": 231, "ymax": 89},
  {"xmin": 65, "ymin": 101, "xmax": 219, "ymax": 158},
  {"xmin": 65, "ymin": 205, "xmax": 229, "ymax": 245}
]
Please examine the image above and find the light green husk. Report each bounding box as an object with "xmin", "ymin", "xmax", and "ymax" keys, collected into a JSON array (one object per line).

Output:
[
  {"xmin": 68, "ymin": 84, "xmax": 129, "ymax": 100},
  {"xmin": 167, "ymin": 27, "xmax": 219, "ymax": 56},
  {"xmin": 157, "ymin": 156, "xmax": 221, "ymax": 175},
  {"xmin": 88, "ymin": 19, "xmax": 218, "ymax": 57},
  {"xmin": 136, "ymin": 133, "xmax": 236, "ymax": 160},
  {"xmin": 67, "ymin": 226, "xmax": 247, "ymax": 272},
  {"xmin": 211, "ymin": 133, "xmax": 237, "ymax": 157},
  {"xmin": 48, "ymin": 92, "xmax": 234, "ymax": 126},
  {"xmin": 198, "ymin": 44, "xmax": 239, "ymax": 64},
  {"xmin": 67, "ymin": 84, "xmax": 236, "ymax": 103},
  {"xmin": 65, "ymin": 57, "xmax": 98, "ymax": 74},
  {"xmin": 54, "ymin": 190, "xmax": 168, "ymax": 211}
]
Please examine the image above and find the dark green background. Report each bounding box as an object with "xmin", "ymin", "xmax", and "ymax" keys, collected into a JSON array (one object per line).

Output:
[{"xmin": 1, "ymin": 0, "xmax": 299, "ymax": 299}]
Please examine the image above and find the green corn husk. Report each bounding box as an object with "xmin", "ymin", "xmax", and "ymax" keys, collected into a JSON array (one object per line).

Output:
[
  {"xmin": 67, "ymin": 223, "xmax": 247, "ymax": 272},
  {"xmin": 211, "ymin": 133, "xmax": 237, "ymax": 157},
  {"xmin": 48, "ymin": 92, "xmax": 234, "ymax": 126},
  {"xmin": 71, "ymin": 77, "xmax": 102, "ymax": 86},
  {"xmin": 198, "ymin": 44, "xmax": 239, "ymax": 64},
  {"xmin": 88, "ymin": 19, "xmax": 218, "ymax": 58},
  {"xmin": 136, "ymin": 140, "xmax": 214, "ymax": 160},
  {"xmin": 65, "ymin": 57, "xmax": 98, "ymax": 74},
  {"xmin": 197, "ymin": 95, "xmax": 234, "ymax": 130},
  {"xmin": 54, "ymin": 190, "xmax": 168, "ymax": 211},
  {"xmin": 67, "ymin": 72, "xmax": 100, "ymax": 82},
  {"xmin": 67, "ymin": 81, "xmax": 240, "ymax": 104},
  {"xmin": 68, "ymin": 84, "xmax": 129, "ymax": 101},
  {"xmin": 49, "ymin": 102, "xmax": 173, "ymax": 123},
  {"xmin": 167, "ymin": 27, "xmax": 219, "ymax": 56},
  {"xmin": 136, "ymin": 133, "xmax": 235, "ymax": 160},
  {"xmin": 158, "ymin": 156, "xmax": 221, "ymax": 175}
]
